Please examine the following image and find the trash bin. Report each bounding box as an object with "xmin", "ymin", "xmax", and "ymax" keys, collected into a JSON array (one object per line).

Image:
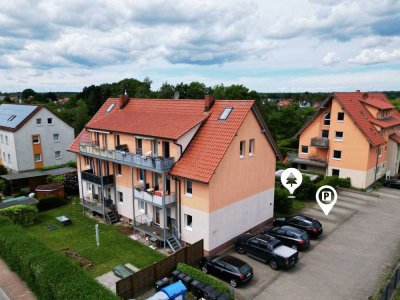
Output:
[
  {"xmin": 217, "ymin": 293, "xmax": 230, "ymax": 300},
  {"xmin": 171, "ymin": 270, "xmax": 181, "ymax": 282},
  {"xmin": 177, "ymin": 272, "xmax": 186, "ymax": 282},
  {"xmin": 155, "ymin": 277, "xmax": 171, "ymax": 291},
  {"xmin": 182, "ymin": 276, "xmax": 193, "ymax": 290},
  {"xmin": 191, "ymin": 280, "xmax": 207, "ymax": 299},
  {"xmin": 161, "ymin": 280, "xmax": 187, "ymax": 300},
  {"xmin": 203, "ymin": 286, "xmax": 221, "ymax": 300}
]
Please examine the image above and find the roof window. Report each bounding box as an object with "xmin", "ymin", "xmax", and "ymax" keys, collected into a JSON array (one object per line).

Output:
[
  {"xmin": 7, "ymin": 115, "xmax": 16, "ymax": 121},
  {"xmin": 219, "ymin": 107, "xmax": 233, "ymax": 120},
  {"xmin": 106, "ymin": 103, "xmax": 115, "ymax": 112}
]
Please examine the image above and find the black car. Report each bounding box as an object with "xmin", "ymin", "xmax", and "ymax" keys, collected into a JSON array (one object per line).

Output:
[
  {"xmin": 200, "ymin": 255, "xmax": 253, "ymax": 288},
  {"xmin": 262, "ymin": 226, "xmax": 310, "ymax": 250},
  {"xmin": 234, "ymin": 234, "xmax": 298, "ymax": 270},
  {"xmin": 273, "ymin": 215, "xmax": 323, "ymax": 238},
  {"xmin": 383, "ymin": 179, "xmax": 400, "ymax": 189}
]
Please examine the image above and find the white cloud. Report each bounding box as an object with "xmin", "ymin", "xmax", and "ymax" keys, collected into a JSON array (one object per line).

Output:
[
  {"xmin": 348, "ymin": 48, "xmax": 400, "ymax": 65},
  {"xmin": 322, "ymin": 51, "xmax": 340, "ymax": 66}
]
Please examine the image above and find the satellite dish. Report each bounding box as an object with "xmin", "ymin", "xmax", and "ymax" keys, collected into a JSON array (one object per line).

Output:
[{"xmin": 173, "ymin": 90, "xmax": 180, "ymax": 100}]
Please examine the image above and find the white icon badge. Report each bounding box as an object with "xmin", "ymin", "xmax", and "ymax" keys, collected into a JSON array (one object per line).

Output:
[
  {"xmin": 281, "ymin": 168, "xmax": 303, "ymax": 196},
  {"xmin": 316, "ymin": 185, "xmax": 338, "ymax": 215}
]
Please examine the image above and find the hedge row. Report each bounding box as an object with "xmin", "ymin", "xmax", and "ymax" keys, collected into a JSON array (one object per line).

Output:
[
  {"xmin": 0, "ymin": 220, "xmax": 119, "ymax": 300},
  {"xmin": 316, "ymin": 176, "xmax": 351, "ymax": 189},
  {"xmin": 177, "ymin": 263, "xmax": 233, "ymax": 299},
  {"xmin": 0, "ymin": 205, "xmax": 39, "ymax": 226},
  {"xmin": 36, "ymin": 196, "xmax": 67, "ymax": 212}
]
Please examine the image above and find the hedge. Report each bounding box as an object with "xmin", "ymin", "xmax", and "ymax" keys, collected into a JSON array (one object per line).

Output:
[
  {"xmin": 0, "ymin": 205, "xmax": 39, "ymax": 226},
  {"xmin": 274, "ymin": 187, "xmax": 292, "ymax": 214},
  {"xmin": 37, "ymin": 196, "xmax": 67, "ymax": 212},
  {"xmin": 177, "ymin": 263, "xmax": 233, "ymax": 299},
  {"xmin": 0, "ymin": 220, "xmax": 119, "ymax": 300},
  {"xmin": 0, "ymin": 215, "xmax": 12, "ymax": 225},
  {"xmin": 316, "ymin": 176, "xmax": 351, "ymax": 189}
]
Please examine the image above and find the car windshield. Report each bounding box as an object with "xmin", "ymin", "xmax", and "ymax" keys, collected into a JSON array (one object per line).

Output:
[
  {"xmin": 239, "ymin": 264, "xmax": 251, "ymax": 274},
  {"xmin": 301, "ymin": 233, "xmax": 308, "ymax": 240}
]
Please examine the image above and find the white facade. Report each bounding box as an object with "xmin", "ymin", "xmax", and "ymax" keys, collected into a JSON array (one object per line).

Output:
[{"xmin": 0, "ymin": 107, "xmax": 75, "ymax": 172}]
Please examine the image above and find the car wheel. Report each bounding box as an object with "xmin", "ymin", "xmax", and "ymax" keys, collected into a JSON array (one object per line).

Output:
[
  {"xmin": 230, "ymin": 279, "xmax": 238, "ymax": 288},
  {"xmin": 236, "ymin": 247, "xmax": 246, "ymax": 254},
  {"xmin": 269, "ymin": 259, "xmax": 278, "ymax": 270},
  {"xmin": 291, "ymin": 245, "xmax": 298, "ymax": 250},
  {"xmin": 201, "ymin": 265, "xmax": 209, "ymax": 274}
]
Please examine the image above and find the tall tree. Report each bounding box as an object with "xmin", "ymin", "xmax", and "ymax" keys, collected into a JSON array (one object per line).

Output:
[{"xmin": 22, "ymin": 88, "xmax": 36, "ymax": 99}]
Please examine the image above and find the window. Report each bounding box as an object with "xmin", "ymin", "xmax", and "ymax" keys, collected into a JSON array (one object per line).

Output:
[
  {"xmin": 7, "ymin": 154, "xmax": 11, "ymax": 163},
  {"xmin": 118, "ymin": 191, "xmax": 123, "ymax": 203},
  {"xmin": 34, "ymin": 154, "xmax": 42, "ymax": 162},
  {"xmin": 32, "ymin": 135, "xmax": 40, "ymax": 144},
  {"xmin": 140, "ymin": 201, "xmax": 147, "ymax": 212},
  {"xmin": 337, "ymin": 112, "xmax": 345, "ymax": 121},
  {"xmin": 106, "ymin": 103, "xmax": 115, "ymax": 112},
  {"xmin": 219, "ymin": 107, "xmax": 233, "ymax": 120},
  {"xmin": 2, "ymin": 152, "xmax": 5, "ymax": 161},
  {"xmin": 322, "ymin": 130, "xmax": 329, "ymax": 138},
  {"xmin": 332, "ymin": 169, "xmax": 340, "ymax": 176},
  {"xmin": 185, "ymin": 214, "xmax": 193, "ymax": 230},
  {"xmin": 117, "ymin": 164, "xmax": 122, "ymax": 176},
  {"xmin": 249, "ymin": 139, "xmax": 255, "ymax": 156},
  {"xmin": 47, "ymin": 118, "xmax": 53, "ymax": 125},
  {"xmin": 136, "ymin": 138, "xmax": 142, "ymax": 154},
  {"xmin": 333, "ymin": 150, "xmax": 342, "ymax": 160},
  {"xmin": 84, "ymin": 156, "xmax": 90, "ymax": 166},
  {"xmin": 335, "ymin": 131, "xmax": 344, "ymax": 141},
  {"xmin": 301, "ymin": 145, "xmax": 309, "ymax": 154},
  {"xmin": 324, "ymin": 112, "xmax": 331, "ymax": 126},
  {"xmin": 138, "ymin": 168, "xmax": 144, "ymax": 181},
  {"xmin": 186, "ymin": 180, "xmax": 193, "ymax": 196},
  {"xmin": 7, "ymin": 115, "xmax": 16, "ymax": 121},
  {"xmin": 55, "ymin": 151, "xmax": 61, "ymax": 159},
  {"xmin": 240, "ymin": 140, "xmax": 245, "ymax": 158},
  {"xmin": 36, "ymin": 118, "xmax": 42, "ymax": 125},
  {"xmin": 5, "ymin": 136, "xmax": 8, "ymax": 145},
  {"xmin": 53, "ymin": 133, "xmax": 59, "ymax": 142},
  {"xmin": 0, "ymin": 135, "xmax": 3, "ymax": 143},
  {"xmin": 115, "ymin": 134, "xmax": 120, "ymax": 146}
]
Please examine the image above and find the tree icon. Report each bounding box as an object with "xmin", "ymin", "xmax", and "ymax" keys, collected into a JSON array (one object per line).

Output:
[{"xmin": 286, "ymin": 173, "xmax": 297, "ymax": 187}]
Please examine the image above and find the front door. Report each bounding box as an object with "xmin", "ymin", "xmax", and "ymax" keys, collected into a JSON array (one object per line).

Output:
[
  {"xmin": 166, "ymin": 208, "xmax": 172, "ymax": 229},
  {"xmin": 162, "ymin": 141, "xmax": 170, "ymax": 158},
  {"xmin": 152, "ymin": 140, "xmax": 158, "ymax": 157},
  {"xmin": 154, "ymin": 207, "xmax": 161, "ymax": 226}
]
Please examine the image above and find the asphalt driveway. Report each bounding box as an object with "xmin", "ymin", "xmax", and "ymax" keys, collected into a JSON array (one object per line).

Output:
[{"xmin": 229, "ymin": 188, "xmax": 400, "ymax": 300}]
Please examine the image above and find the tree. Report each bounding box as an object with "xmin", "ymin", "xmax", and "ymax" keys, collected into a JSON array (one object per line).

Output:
[
  {"xmin": 45, "ymin": 92, "xmax": 58, "ymax": 102},
  {"xmin": 186, "ymin": 81, "xmax": 207, "ymax": 99},
  {"xmin": 22, "ymin": 89, "xmax": 36, "ymax": 99},
  {"xmin": 158, "ymin": 82, "xmax": 175, "ymax": 98},
  {"xmin": 73, "ymin": 100, "xmax": 90, "ymax": 133}
]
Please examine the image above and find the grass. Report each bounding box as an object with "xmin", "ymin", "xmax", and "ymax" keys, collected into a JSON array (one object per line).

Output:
[
  {"xmin": 274, "ymin": 198, "xmax": 306, "ymax": 217},
  {"xmin": 25, "ymin": 198, "xmax": 165, "ymax": 277}
]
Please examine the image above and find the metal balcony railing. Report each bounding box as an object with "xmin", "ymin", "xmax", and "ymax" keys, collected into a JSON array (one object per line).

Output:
[
  {"xmin": 81, "ymin": 169, "xmax": 114, "ymax": 186},
  {"xmin": 311, "ymin": 137, "xmax": 329, "ymax": 148},
  {"xmin": 134, "ymin": 189, "xmax": 176, "ymax": 207}
]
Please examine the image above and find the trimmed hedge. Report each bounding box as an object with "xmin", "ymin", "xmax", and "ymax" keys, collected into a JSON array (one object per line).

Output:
[
  {"xmin": 274, "ymin": 187, "xmax": 292, "ymax": 214},
  {"xmin": 177, "ymin": 263, "xmax": 233, "ymax": 299},
  {"xmin": 0, "ymin": 215, "xmax": 12, "ymax": 225},
  {"xmin": 316, "ymin": 176, "xmax": 351, "ymax": 189},
  {"xmin": 0, "ymin": 220, "xmax": 119, "ymax": 300},
  {"xmin": 0, "ymin": 205, "xmax": 39, "ymax": 226},
  {"xmin": 37, "ymin": 196, "xmax": 67, "ymax": 212}
]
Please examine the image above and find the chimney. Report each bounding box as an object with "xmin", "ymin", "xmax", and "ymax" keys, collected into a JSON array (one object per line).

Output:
[
  {"xmin": 356, "ymin": 89, "xmax": 361, "ymax": 93},
  {"xmin": 204, "ymin": 95, "xmax": 214, "ymax": 112},
  {"xmin": 119, "ymin": 90, "xmax": 129, "ymax": 109}
]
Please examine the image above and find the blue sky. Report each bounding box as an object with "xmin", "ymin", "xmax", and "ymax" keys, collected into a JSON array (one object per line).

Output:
[{"xmin": 0, "ymin": 0, "xmax": 399, "ymax": 92}]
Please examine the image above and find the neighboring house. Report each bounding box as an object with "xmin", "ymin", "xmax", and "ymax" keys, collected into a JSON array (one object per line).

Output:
[
  {"xmin": 68, "ymin": 95, "xmax": 281, "ymax": 254},
  {"xmin": 276, "ymin": 99, "xmax": 293, "ymax": 107},
  {"xmin": 299, "ymin": 100, "xmax": 311, "ymax": 108},
  {"xmin": 290, "ymin": 91, "xmax": 400, "ymax": 188},
  {"xmin": 0, "ymin": 104, "xmax": 75, "ymax": 172}
]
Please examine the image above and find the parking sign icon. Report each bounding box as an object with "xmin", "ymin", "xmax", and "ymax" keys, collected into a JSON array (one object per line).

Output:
[{"xmin": 316, "ymin": 185, "xmax": 338, "ymax": 215}]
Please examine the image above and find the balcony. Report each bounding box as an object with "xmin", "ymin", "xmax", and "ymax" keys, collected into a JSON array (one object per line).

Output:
[
  {"xmin": 81, "ymin": 169, "xmax": 114, "ymax": 186},
  {"xmin": 134, "ymin": 189, "xmax": 176, "ymax": 207},
  {"xmin": 79, "ymin": 143, "xmax": 174, "ymax": 173},
  {"xmin": 311, "ymin": 137, "xmax": 329, "ymax": 149},
  {"xmin": 288, "ymin": 153, "xmax": 327, "ymax": 168}
]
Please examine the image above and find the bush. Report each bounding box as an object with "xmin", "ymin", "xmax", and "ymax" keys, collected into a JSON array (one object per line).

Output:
[
  {"xmin": 37, "ymin": 196, "xmax": 67, "ymax": 212},
  {"xmin": 0, "ymin": 165, "xmax": 7, "ymax": 175},
  {"xmin": 64, "ymin": 173, "xmax": 79, "ymax": 195},
  {"xmin": 0, "ymin": 215, "xmax": 12, "ymax": 225},
  {"xmin": 295, "ymin": 176, "xmax": 317, "ymax": 201},
  {"xmin": 177, "ymin": 263, "xmax": 233, "ymax": 299},
  {"xmin": 47, "ymin": 175, "xmax": 65, "ymax": 185},
  {"xmin": 274, "ymin": 187, "xmax": 292, "ymax": 214},
  {"xmin": 0, "ymin": 178, "xmax": 10, "ymax": 196},
  {"xmin": 276, "ymin": 161, "xmax": 288, "ymax": 170},
  {"xmin": 0, "ymin": 223, "xmax": 119, "ymax": 300},
  {"xmin": 0, "ymin": 205, "xmax": 39, "ymax": 226},
  {"xmin": 316, "ymin": 176, "xmax": 351, "ymax": 189},
  {"xmin": 66, "ymin": 160, "xmax": 77, "ymax": 168}
]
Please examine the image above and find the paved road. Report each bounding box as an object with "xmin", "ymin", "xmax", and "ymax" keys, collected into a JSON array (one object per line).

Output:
[{"xmin": 230, "ymin": 188, "xmax": 400, "ymax": 300}]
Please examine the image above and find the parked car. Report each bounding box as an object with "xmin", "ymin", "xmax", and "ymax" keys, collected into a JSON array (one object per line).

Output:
[
  {"xmin": 200, "ymin": 255, "xmax": 253, "ymax": 288},
  {"xmin": 261, "ymin": 226, "xmax": 310, "ymax": 250},
  {"xmin": 234, "ymin": 234, "xmax": 298, "ymax": 270},
  {"xmin": 273, "ymin": 215, "xmax": 323, "ymax": 238},
  {"xmin": 383, "ymin": 178, "xmax": 400, "ymax": 189}
]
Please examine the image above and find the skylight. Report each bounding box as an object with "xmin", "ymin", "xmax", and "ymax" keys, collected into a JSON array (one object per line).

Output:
[
  {"xmin": 106, "ymin": 103, "xmax": 115, "ymax": 112},
  {"xmin": 219, "ymin": 107, "xmax": 233, "ymax": 120},
  {"xmin": 7, "ymin": 115, "xmax": 16, "ymax": 121}
]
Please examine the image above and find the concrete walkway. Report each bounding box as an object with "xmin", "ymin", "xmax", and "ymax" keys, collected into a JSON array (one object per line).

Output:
[{"xmin": 0, "ymin": 259, "xmax": 36, "ymax": 300}]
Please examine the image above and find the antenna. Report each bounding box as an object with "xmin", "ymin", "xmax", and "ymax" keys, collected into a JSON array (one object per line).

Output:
[{"xmin": 173, "ymin": 90, "xmax": 180, "ymax": 100}]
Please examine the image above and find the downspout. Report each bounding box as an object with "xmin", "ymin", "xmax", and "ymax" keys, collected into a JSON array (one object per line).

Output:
[
  {"xmin": 78, "ymin": 154, "xmax": 85, "ymax": 213},
  {"xmin": 374, "ymin": 146, "xmax": 380, "ymax": 182},
  {"xmin": 174, "ymin": 140, "xmax": 183, "ymax": 159},
  {"xmin": 172, "ymin": 140, "xmax": 183, "ymax": 239}
]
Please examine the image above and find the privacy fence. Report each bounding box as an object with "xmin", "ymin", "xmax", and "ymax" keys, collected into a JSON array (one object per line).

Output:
[
  {"xmin": 380, "ymin": 264, "xmax": 400, "ymax": 300},
  {"xmin": 116, "ymin": 239, "xmax": 204, "ymax": 299}
]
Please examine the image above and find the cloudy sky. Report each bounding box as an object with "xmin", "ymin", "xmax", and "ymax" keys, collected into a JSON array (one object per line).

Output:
[{"xmin": 1, "ymin": 0, "xmax": 399, "ymax": 92}]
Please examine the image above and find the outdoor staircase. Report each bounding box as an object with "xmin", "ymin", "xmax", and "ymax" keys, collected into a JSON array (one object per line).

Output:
[
  {"xmin": 106, "ymin": 210, "xmax": 119, "ymax": 224},
  {"xmin": 167, "ymin": 236, "xmax": 182, "ymax": 253}
]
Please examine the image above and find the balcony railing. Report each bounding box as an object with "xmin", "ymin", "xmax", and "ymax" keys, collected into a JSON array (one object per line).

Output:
[
  {"xmin": 81, "ymin": 169, "xmax": 114, "ymax": 186},
  {"xmin": 79, "ymin": 143, "xmax": 174, "ymax": 172},
  {"xmin": 287, "ymin": 152, "xmax": 327, "ymax": 167},
  {"xmin": 134, "ymin": 189, "xmax": 176, "ymax": 207},
  {"xmin": 311, "ymin": 137, "xmax": 329, "ymax": 149}
]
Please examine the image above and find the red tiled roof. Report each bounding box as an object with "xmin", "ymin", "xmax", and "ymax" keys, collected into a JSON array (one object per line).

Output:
[
  {"xmin": 67, "ymin": 129, "xmax": 91, "ymax": 153},
  {"xmin": 333, "ymin": 92, "xmax": 386, "ymax": 146},
  {"xmin": 170, "ymin": 100, "xmax": 254, "ymax": 183},
  {"xmin": 277, "ymin": 99, "xmax": 292, "ymax": 106},
  {"xmin": 369, "ymin": 117, "xmax": 400, "ymax": 128},
  {"xmin": 390, "ymin": 133, "xmax": 400, "ymax": 144},
  {"xmin": 360, "ymin": 92, "xmax": 394, "ymax": 110}
]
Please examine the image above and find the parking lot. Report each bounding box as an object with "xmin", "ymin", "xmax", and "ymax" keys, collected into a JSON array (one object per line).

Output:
[{"xmin": 228, "ymin": 188, "xmax": 400, "ymax": 300}]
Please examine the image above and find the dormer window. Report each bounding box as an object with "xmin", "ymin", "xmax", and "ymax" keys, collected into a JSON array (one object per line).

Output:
[
  {"xmin": 219, "ymin": 107, "xmax": 233, "ymax": 120},
  {"xmin": 7, "ymin": 115, "xmax": 16, "ymax": 121}
]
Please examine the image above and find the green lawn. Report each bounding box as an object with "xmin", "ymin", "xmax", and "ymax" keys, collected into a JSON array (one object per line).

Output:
[{"xmin": 25, "ymin": 198, "xmax": 165, "ymax": 277}]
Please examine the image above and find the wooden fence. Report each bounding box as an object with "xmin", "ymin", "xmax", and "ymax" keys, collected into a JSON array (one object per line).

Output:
[{"xmin": 116, "ymin": 239, "xmax": 204, "ymax": 299}]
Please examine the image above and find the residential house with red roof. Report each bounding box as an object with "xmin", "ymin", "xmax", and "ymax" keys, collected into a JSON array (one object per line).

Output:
[
  {"xmin": 68, "ymin": 94, "xmax": 281, "ymax": 254},
  {"xmin": 290, "ymin": 91, "xmax": 400, "ymax": 188}
]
